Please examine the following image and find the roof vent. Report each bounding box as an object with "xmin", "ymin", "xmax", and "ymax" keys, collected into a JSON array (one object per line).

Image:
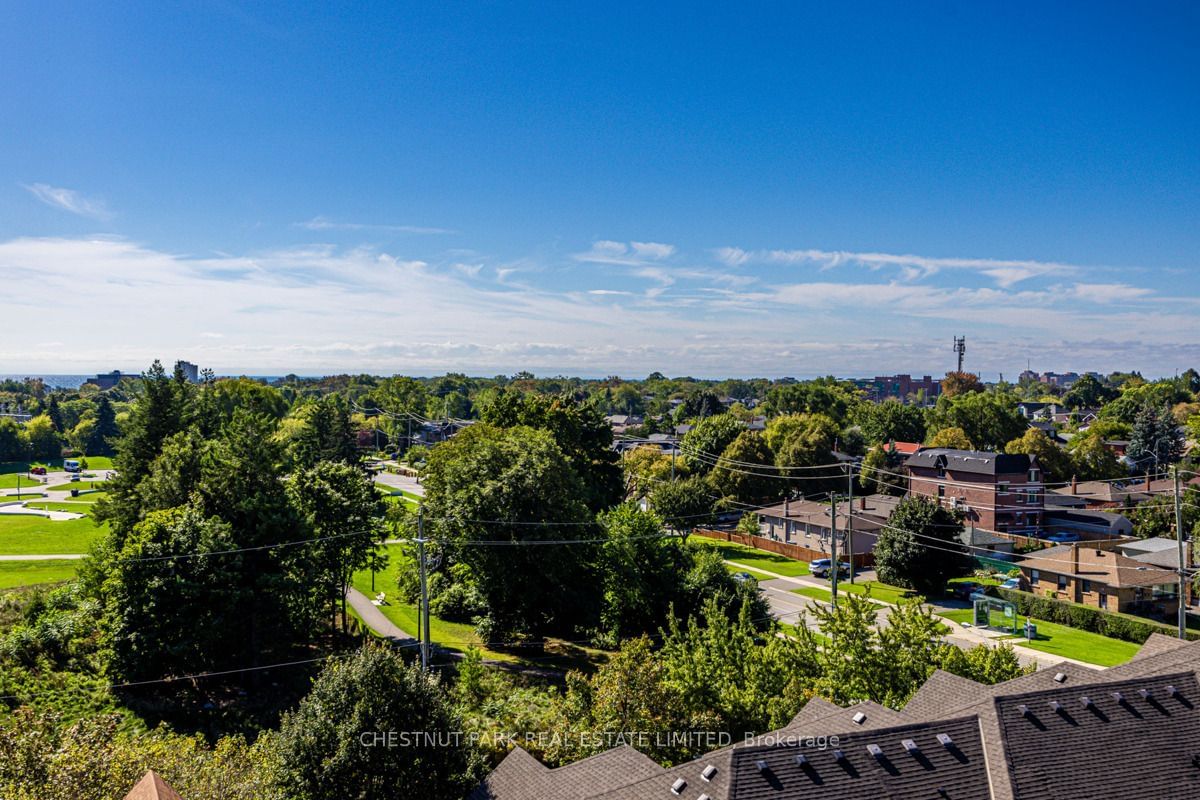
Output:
[
  {"xmin": 902, "ymin": 739, "xmax": 920, "ymax": 754},
  {"xmin": 867, "ymin": 744, "xmax": 884, "ymax": 759},
  {"xmin": 1017, "ymin": 704, "xmax": 1031, "ymax": 717},
  {"xmin": 1111, "ymin": 691, "xmax": 1124, "ymax": 703},
  {"xmin": 852, "ymin": 711, "xmax": 867, "ymax": 725},
  {"xmin": 1139, "ymin": 688, "xmax": 1152, "ymax": 699},
  {"xmin": 833, "ymin": 749, "xmax": 846, "ymax": 761},
  {"xmin": 1167, "ymin": 685, "xmax": 1179, "ymax": 698},
  {"xmin": 698, "ymin": 795, "xmax": 711, "ymax": 800},
  {"xmin": 1049, "ymin": 700, "xmax": 1063, "ymax": 712},
  {"xmin": 671, "ymin": 778, "xmax": 687, "ymax": 795},
  {"xmin": 1080, "ymin": 696, "xmax": 1094, "ymax": 708},
  {"xmin": 937, "ymin": 733, "xmax": 954, "ymax": 748},
  {"xmin": 795, "ymin": 754, "xmax": 809, "ymax": 767},
  {"xmin": 755, "ymin": 760, "xmax": 769, "ymax": 773},
  {"xmin": 1053, "ymin": 672, "xmax": 1067, "ymax": 683},
  {"xmin": 701, "ymin": 764, "xmax": 717, "ymax": 782}
]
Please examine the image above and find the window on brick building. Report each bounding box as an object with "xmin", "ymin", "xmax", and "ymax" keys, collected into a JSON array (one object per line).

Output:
[{"xmin": 1057, "ymin": 574, "xmax": 1068, "ymax": 591}]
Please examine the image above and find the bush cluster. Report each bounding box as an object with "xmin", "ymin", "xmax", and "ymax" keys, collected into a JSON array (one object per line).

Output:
[{"xmin": 992, "ymin": 587, "xmax": 1200, "ymax": 644}]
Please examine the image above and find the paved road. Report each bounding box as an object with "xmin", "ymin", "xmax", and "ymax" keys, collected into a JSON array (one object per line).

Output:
[
  {"xmin": 733, "ymin": 559, "xmax": 1096, "ymax": 670},
  {"xmin": 373, "ymin": 471, "xmax": 425, "ymax": 497}
]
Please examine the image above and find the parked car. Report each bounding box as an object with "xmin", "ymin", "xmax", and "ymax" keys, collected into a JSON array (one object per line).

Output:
[
  {"xmin": 811, "ymin": 559, "xmax": 850, "ymax": 579},
  {"xmin": 29, "ymin": 466, "xmax": 46, "ymax": 476},
  {"xmin": 948, "ymin": 581, "xmax": 982, "ymax": 601},
  {"xmin": 1045, "ymin": 532, "xmax": 1081, "ymax": 544},
  {"xmin": 731, "ymin": 571, "xmax": 755, "ymax": 584},
  {"xmin": 1000, "ymin": 577, "xmax": 1022, "ymax": 590}
]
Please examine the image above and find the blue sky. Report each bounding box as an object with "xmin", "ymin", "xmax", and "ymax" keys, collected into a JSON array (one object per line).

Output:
[{"xmin": 2, "ymin": 1, "xmax": 1198, "ymax": 378}]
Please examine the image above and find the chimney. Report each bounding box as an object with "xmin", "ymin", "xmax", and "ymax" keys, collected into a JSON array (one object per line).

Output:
[
  {"xmin": 1144, "ymin": 471, "xmax": 1152, "ymax": 492},
  {"xmin": 784, "ymin": 496, "xmax": 790, "ymax": 517},
  {"xmin": 1072, "ymin": 544, "xmax": 1079, "ymax": 577},
  {"xmin": 859, "ymin": 495, "xmax": 867, "ymax": 511},
  {"xmin": 1071, "ymin": 475, "xmax": 1078, "ymax": 496}
]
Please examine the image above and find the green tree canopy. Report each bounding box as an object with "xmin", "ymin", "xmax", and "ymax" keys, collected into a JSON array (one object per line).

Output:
[
  {"xmin": 1004, "ymin": 428, "xmax": 1073, "ymax": 483},
  {"xmin": 421, "ymin": 423, "xmax": 598, "ymax": 639},
  {"xmin": 926, "ymin": 391, "xmax": 1026, "ymax": 451},
  {"xmin": 874, "ymin": 497, "xmax": 970, "ymax": 597},
  {"xmin": 478, "ymin": 390, "xmax": 623, "ymax": 512},
  {"xmin": 680, "ymin": 413, "xmax": 743, "ymax": 474},
  {"xmin": 270, "ymin": 644, "xmax": 480, "ymax": 800},
  {"xmin": 649, "ymin": 475, "xmax": 715, "ymax": 535},
  {"xmin": 708, "ymin": 431, "xmax": 778, "ymax": 504},
  {"xmin": 764, "ymin": 378, "xmax": 862, "ymax": 426},
  {"xmin": 853, "ymin": 399, "xmax": 927, "ymax": 446}
]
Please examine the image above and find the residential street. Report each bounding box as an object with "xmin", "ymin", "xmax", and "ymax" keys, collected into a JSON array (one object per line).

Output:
[{"xmin": 736, "ymin": 560, "xmax": 1100, "ymax": 670}]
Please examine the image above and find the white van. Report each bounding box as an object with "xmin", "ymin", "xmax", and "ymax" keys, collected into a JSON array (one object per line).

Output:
[{"xmin": 63, "ymin": 459, "xmax": 81, "ymax": 473}]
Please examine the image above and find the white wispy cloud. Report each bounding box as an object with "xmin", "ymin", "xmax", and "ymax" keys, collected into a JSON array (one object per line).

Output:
[
  {"xmin": 22, "ymin": 183, "xmax": 113, "ymax": 220},
  {"xmin": 0, "ymin": 236, "xmax": 1193, "ymax": 376},
  {"xmin": 716, "ymin": 246, "xmax": 1077, "ymax": 287},
  {"xmin": 295, "ymin": 216, "xmax": 455, "ymax": 235},
  {"xmin": 573, "ymin": 239, "xmax": 676, "ymax": 266}
]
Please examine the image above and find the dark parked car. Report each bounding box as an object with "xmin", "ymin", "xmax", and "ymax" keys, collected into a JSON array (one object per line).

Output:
[{"xmin": 948, "ymin": 581, "xmax": 982, "ymax": 601}]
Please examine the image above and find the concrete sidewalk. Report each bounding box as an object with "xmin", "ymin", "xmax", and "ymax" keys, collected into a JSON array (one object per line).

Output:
[{"xmin": 345, "ymin": 586, "xmax": 415, "ymax": 643}]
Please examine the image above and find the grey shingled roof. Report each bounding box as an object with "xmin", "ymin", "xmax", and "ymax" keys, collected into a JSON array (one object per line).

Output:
[
  {"xmin": 470, "ymin": 745, "xmax": 664, "ymax": 800},
  {"xmin": 473, "ymin": 640, "xmax": 1200, "ymax": 800},
  {"xmin": 899, "ymin": 669, "xmax": 988, "ymax": 720},
  {"xmin": 906, "ymin": 448, "xmax": 1034, "ymax": 477},
  {"xmin": 728, "ymin": 715, "xmax": 992, "ymax": 800},
  {"xmin": 995, "ymin": 671, "xmax": 1200, "ymax": 800}
]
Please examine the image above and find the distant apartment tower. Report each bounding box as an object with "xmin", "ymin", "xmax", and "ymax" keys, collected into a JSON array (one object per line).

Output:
[
  {"xmin": 868, "ymin": 374, "xmax": 940, "ymax": 404},
  {"xmin": 175, "ymin": 360, "xmax": 199, "ymax": 383}
]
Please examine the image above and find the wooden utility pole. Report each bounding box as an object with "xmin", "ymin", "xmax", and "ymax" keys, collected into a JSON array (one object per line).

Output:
[
  {"xmin": 830, "ymin": 493, "xmax": 839, "ymax": 607},
  {"xmin": 1175, "ymin": 466, "xmax": 1188, "ymax": 640},
  {"xmin": 846, "ymin": 464, "xmax": 855, "ymax": 584},
  {"xmin": 417, "ymin": 506, "xmax": 431, "ymax": 669}
]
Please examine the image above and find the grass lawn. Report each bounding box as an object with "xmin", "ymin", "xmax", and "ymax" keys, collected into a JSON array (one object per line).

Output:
[
  {"xmin": 78, "ymin": 456, "xmax": 115, "ymax": 470},
  {"xmin": 791, "ymin": 580, "xmax": 917, "ymax": 605},
  {"xmin": 0, "ymin": 516, "xmax": 106, "ymax": 555},
  {"xmin": 21, "ymin": 501, "xmax": 95, "ymax": 514},
  {"xmin": 0, "ymin": 559, "xmax": 79, "ymax": 589},
  {"xmin": 691, "ymin": 538, "xmax": 811, "ymax": 577},
  {"xmin": 936, "ymin": 607, "xmax": 1138, "ymax": 667},
  {"xmin": 45, "ymin": 483, "xmax": 107, "ymax": 493},
  {"xmin": 0, "ymin": 473, "xmax": 60, "ymax": 489},
  {"xmin": 353, "ymin": 543, "xmax": 610, "ymax": 670}
]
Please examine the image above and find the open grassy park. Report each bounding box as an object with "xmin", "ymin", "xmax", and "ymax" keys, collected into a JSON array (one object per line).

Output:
[
  {"xmin": 0, "ymin": 559, "xmax": 79, "ymax": 589},
  {"xmin": 0, "ymin": 515, "xmax": 105, "ymax": 555}
]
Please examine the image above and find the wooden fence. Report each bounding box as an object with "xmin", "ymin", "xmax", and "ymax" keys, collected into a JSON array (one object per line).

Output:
[{"xmin": 692, "ymin": 528, "xmax": 875, "ymax": 569}]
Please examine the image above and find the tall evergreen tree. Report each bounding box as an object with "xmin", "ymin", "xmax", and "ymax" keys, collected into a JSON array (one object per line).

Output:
[{"xmin": 1128, "ymin": 402, "xmax": 1184, "ymax": 471}]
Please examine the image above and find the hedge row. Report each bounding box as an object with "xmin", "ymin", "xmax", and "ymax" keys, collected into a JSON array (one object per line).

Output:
[{"xmin": 990, "ymin": 587, "xmax": 1200, "ymax": 645}]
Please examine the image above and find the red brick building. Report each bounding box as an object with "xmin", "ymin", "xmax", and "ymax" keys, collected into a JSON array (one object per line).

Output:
[{"xmin": 905, "ymin": 448, "xmax": 1043, "ymax": 535}]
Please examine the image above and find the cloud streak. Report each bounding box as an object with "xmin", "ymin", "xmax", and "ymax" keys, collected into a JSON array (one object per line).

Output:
[
  {"xmin": 295, "ymin": 216, "xmax": 455, "ymax": 235},
  {"xmin": 0, "ymin": 236, "xmax": 1193, "ymax": 377},
  {"xmin": 716, "ymin": 246, "xmax": 1077, "ymax": 287},
  {"xmin": 23, "ymin": 183, "xmax": 113, "ymax": 220}
]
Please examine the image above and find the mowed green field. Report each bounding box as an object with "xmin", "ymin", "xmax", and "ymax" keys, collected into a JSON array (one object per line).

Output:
[
  {"xmin": 0, "ymin": 559, "xmax": 79, "ymax": 589},
  {"xmin": 46, "ymin": 482, "xmax": 108, "ymax": 493},
  {"xmin": 690, "ymin": 537, "xmax": 812, "ymax": 577},
  {"xmin": 0, "ymin": 515, "xmax": 106, "ymax": 555}
]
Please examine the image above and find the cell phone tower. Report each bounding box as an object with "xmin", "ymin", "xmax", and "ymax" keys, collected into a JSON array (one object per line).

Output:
[{"xmin": 953, "ymin": 336, "xmax": 966, "ymax": 372}]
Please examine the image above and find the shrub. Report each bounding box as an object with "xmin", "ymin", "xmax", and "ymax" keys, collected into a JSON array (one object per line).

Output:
[{"xmin": 992, "ymin": 587, "xmax": 1200, "ymax": 644}]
